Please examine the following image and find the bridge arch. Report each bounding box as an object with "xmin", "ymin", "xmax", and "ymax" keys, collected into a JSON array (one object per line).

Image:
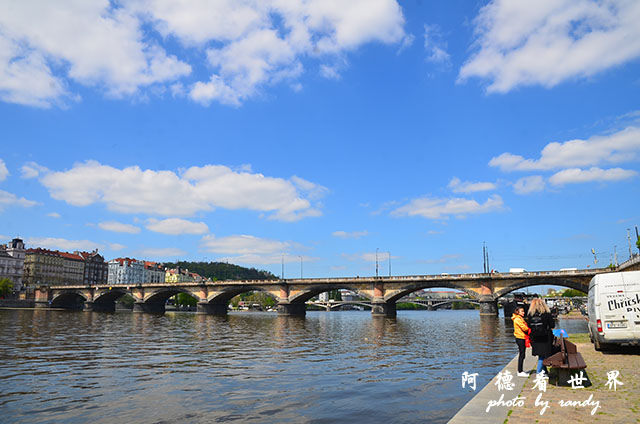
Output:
[
  {"xmin": 206, "ymin": 286, "xmax": 279, "ymax": 304},
  {"xmin": 404, "ymin": 299, "xmax": 480, "ymax": 309},
  {"xmin": 144, "ymin": 287, "xmax": 203, "ymax": 304},
  {"xmin": 324, "ymin": 301, "xmax": 373, "ymax": 310},
  {"xmin": 493, "ymin": 278, "xmax": 588, "ymax": 299},
  {"xmin": 384, "ymin": 282, "xmax": 480, "ymax": 303},
  {"xmin": 288, "ymin": 285, "xmax": 374, "ymax": 304},
  {"xmin": 51, "ymin": 291, "xmax": 87, "ymax": 309},
  {"xmin": 196, "ymin": 285, "xmax": 282, "ymax": 315},
  {"xmin": 130, "ymin": 287, "xmax": 204, "ymax": 314},
  {"xmin": 94, "ymin": 288, "xmax": 131, "ymax": 303}
]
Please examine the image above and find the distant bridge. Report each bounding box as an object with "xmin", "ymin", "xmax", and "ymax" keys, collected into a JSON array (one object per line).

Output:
[
  {"xmin": 307, "ymin": 297, "xmax": 481, "ymax": 311},
  {"xmin": 37, "ymin": 265, "xmax": 623, "ymax": 317}
]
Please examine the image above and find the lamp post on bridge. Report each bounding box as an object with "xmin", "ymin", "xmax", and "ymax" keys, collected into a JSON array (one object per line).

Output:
[
  {"xmin": 299, "ymin": 256, "xmax": 303, "ymax": 279},
  {"xmin": 375, "ymin": 248, "xmax": 379, "ymax": 277}
]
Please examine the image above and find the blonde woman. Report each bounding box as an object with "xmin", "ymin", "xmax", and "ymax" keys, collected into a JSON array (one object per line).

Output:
[{"xmin": 526, "ymin": 298, "xmax": 555, "ymax": 375}]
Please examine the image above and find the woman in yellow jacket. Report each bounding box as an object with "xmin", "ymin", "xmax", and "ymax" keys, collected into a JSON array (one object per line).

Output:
[{"xmin": 512, "ymin": 306, "xmax": 530, "ymax": 377}]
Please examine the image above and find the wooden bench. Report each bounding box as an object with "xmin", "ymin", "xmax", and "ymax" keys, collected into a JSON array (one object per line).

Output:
[{"xmin": 543, "ymin": 336, "xmax": 588, "ymax": 386}]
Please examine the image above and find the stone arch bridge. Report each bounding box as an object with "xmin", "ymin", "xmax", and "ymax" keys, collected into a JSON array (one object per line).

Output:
[{"xmin": 36, "ymin": 268, "xmax": 608, "ymax": 317}]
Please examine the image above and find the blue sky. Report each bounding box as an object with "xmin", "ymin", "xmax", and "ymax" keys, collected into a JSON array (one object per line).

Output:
[{"xmin": 1, "ymin": 0, "xmax": 639, "ymax": 283}]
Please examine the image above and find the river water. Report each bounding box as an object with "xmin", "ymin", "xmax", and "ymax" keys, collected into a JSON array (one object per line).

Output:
[{"xmin": 0, "ymin": 309, "xmax": 587, "ymax": 423}]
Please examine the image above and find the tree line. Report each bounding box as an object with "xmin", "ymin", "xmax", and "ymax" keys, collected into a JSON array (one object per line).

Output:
[{"xmin": 163, "ymin": 261, "xmax": 277, "ymax": 281}]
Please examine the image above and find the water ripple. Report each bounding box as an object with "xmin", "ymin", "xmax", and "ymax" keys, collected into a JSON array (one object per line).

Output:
[{"xmin": 0, "ymin": 309, "xmax": 587, "ymax": 424}]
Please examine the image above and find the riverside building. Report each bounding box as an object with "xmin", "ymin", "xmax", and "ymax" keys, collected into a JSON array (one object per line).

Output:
[
  {"xmin": 107, "ymin": 258, "xmax": 145, "ymax": 285},
  {"xmin": 79, "ymin": 250, "xmax": 108, "ymax": 285},
  {"xmin": 23, "ymin": 247, "xmax": 107, "ymax": 290},
  {"xmin": 0, "ymin": 238, "xmax": 26, "ymax": 292},
  {"xmin": 144, "ymin": 261, "xmax": 166, "ymax": 283}
]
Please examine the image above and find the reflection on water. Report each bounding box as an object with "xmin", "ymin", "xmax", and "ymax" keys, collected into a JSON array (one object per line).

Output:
[{"xmin": 0, "ymin": 309, "xmax": 587, "ymax": 423}]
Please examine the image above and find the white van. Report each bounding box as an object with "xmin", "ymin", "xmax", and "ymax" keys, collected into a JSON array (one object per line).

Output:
[{"xmin": 588, "ymin": 271, "xmax": 640, "ymax": 350}]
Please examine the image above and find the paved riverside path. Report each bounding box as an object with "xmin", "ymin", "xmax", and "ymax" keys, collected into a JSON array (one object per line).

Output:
[
  {"xmin": 505, "ymin": 341, "xmax": 640, "ymax": 423},
  {"xmin": 449, "ymin": 348, "xmax": 537, "ymax": 424},
  {"xmin": 450, "ymin": 341, "xmax": 640, "ymax": 423}
]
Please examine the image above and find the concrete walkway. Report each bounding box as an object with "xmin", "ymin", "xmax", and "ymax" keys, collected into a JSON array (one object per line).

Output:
[
  {"xmin": 505, "ymin": 341, "xmax": 640, "ymax": 423},
  {"xmin": 449, "ymin": 348, "xmax": 537, "ymax": 424}
]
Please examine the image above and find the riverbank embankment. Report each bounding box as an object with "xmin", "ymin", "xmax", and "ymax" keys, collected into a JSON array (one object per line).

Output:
[
  {"xmin": 449, "ymin": 348, "xmax": 536, "ymax": 423},
  {"xmin": 450, "ymin": 335, "xmax": 640, "ymax": 423},
  {"xmin": 0, "ymin": 299, "xmax": 34, "ymax": 308}
]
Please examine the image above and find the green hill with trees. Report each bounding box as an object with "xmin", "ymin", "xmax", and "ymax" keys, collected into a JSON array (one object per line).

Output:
[{"xmin": 163, "ymin": 261, "xmax": 277, "ymax": 281}]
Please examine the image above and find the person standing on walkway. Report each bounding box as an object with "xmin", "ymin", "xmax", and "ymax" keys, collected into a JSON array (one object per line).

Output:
[
  {"xmin": 526, "ymin": 298, "xmax": 555, "ymax": 375},
  {"xmin": 511, "ymin": 306, "xmax": 530, "ymax": 377}
]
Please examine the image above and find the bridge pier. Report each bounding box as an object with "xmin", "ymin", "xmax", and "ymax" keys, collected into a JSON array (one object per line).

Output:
[
  {"xmin": 83, "ymin": 301, "xmax": 115, "ymax": 312},
  {"xmin": 133, "ymin": 302, "xmax": 165, "ymax": 314},
  {"xmin": 479, "ymin": 297, "xmax": 498, "ymax": 316},
  {"xmin": 197, "ymin": 302, "xmax": 228, "ymax": 316},
  {"xmin": 277, "ymin": 302, "xmax": 306, "ymax": 316},
  {"xmin": 371, "ymin": 301, "xmax": 396, "ymax": 318}
]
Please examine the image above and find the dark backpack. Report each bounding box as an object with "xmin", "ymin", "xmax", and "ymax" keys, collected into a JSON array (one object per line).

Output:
[{"xmin": 529, "ymin": 314, "xmax": 545, "ymax": 336}]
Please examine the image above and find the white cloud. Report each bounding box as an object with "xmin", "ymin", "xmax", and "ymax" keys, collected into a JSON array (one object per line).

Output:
[
  {"xmin": 549, "ymin": 167, "xmax": 637, "ymax": 186},
  {"xmin": 140, "ymin": 0, "xmax": 406, "ymax": 106},
  {"xmin": 448, "ymin": 177, "xmax": 496, "ymax": 193},
  {"xmin": 0, "ymin": 1, "xmax": 191, "ymax": 107},
  {"xmin": 332, "ymin": 230, "xmax": 369, "ymax": 239},
  {"xmin": 342, "ymin": 251, "xmax": 393, "ymax": 263},
  {"xmin": 201, "ymin": 234, "xmax": 290, "ymax": 255},
  {"xmin": 424, "ymin": 24, "xmax": 450, "ymax": 65},
  {"xmin": 47, "ymin": 212, "xmax": 61, "ymax": 218},
  {"xmin": 108, "ymin": 243, "xmax": 126, "ymax": 251},
  {"xmin": 39, "ymin": 161, "xmax": 325, "ymax": 221},
  {"xmin": 290, "ymin": 175, "xmax": 329, "ymax": 201},
  {"xmin": 98, "ymin": 221, "xmax": 141, "ymax": 234},
  {"xmin": 0, "ymin": 36, "xmax": 69, "ymax": 107},
  {"xmin": 21, "ymin": 162, "xmax": 49, "ymax": 179},
  {"xmin": 0, "ymin": 1, "xmax": 406, "ymax": 107},
  {"xmin": 319, "ymin": 64, "xmax": 342, "ymax": 80},
  {"xmin": 201, "ymin": 234, "xmax": 307, "ymax": 265},
  {"xmin": 0, "ymin": 159, "xmax": 8, "ymax": 181},
  {"xmin": 0, "ymin": 190, "xmax": 38, "ymax": 211},
  {"xmin": 219, "ymin": 253, "xmax": 316, "ymax": 266},
  {"xmin": 392, "ymin": 194, "xmax": 504, "ymax": 220},
  {"xmin": 459, "ymin": 0, "xmax": 640, "ymax": 92},
  {"xmin": 513, "ymin": 175, "xmax": 546, "ymax": 194},
  {"xmin": 418, "ymin": 254, "xmax": 461, "ymax": 264},
  {"xmin": 26, "ymin": 237, "xmax": 101, "ymax": 251},
  {"xmin": 137, "ymin": 247, "xmax": 187, "ymax": 258},
  {"xmin": 490, "ymin": 126, "xmax": 640, "ymax": 172},
  {"xmin": 146, "ymin": 218, "xmax": 208, "ymax": 235}
]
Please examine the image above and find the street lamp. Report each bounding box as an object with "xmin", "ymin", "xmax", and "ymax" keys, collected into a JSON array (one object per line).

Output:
[
  {"xmin": 299, "ymin": 256, "xmax": 303, "ymax": 279},
  {"xmin": 375, "ymin": 248, "xmax": 379, "ymax": 277}
]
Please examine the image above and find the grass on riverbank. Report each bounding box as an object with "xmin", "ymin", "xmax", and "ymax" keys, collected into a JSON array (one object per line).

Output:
[{"xmin": 568, "ymin": 332, "xmax": 590, "ymax": 343}]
